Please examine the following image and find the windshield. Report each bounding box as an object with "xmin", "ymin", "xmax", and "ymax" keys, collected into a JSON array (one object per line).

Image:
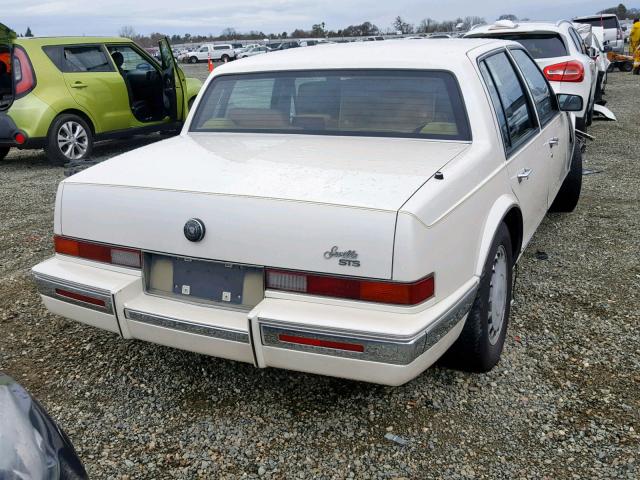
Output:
[{"xmin": 190, "ymin": 69, "xmax": 470, "ymax": 140}]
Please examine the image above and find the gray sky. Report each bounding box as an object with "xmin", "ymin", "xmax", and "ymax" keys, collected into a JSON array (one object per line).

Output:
[{"xmin": 2, "ymin": 0, "xmax": 623, "ymax": 36}]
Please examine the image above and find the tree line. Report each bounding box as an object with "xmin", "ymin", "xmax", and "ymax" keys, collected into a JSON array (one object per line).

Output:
[{"xmin": 119, "ymin": 14, "xmax": 489, "ymax": 48}]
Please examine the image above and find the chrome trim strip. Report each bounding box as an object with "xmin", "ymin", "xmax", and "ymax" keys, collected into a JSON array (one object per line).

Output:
[
  {"xmin": 32, "ymin": 272, "xmax": 114, "ymax": 314},
  {"xmin": 124, "ymin": 308, "xmax": 250, "ymax": 344},
  {"xmin": 259, "ymin": 282, "xmax": 478, "ymax": 365}
]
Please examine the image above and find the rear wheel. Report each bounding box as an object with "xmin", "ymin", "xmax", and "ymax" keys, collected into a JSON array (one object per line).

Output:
[
  {"xmin": 0, "ymin": 147, "xmax": 9, "ymax": 161},
  {"xmin": 44, "ymin": 114, "xmax": 93, "ymax": 166},
  {"xmin": 443, "ymin": 223, "xmax": 513, "ymax": 372},
  {"xmin": 221, "ymin": 54, "xmax": 230, "ymax": 62},
  {"xmin": 189, "ymin": 56, "xmax": 198, "ymax": 64},
  {"xmin": 549, "ymin": 144, "xmax": 582, "ymax": 213}
]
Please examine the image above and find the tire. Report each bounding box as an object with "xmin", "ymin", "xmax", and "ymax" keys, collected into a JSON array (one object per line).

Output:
[
  {"xmin": 0, "ymin": 147, "xmax": 9, "ymax": 161},
  {"xmin": 443, "ymin": 223, "xmax": 513, "ymax": 372},
  {"xmin": 189, "ymin": 56, "xmax": 198, "ymax": 64},
  {"xmin": 549, "ymin": 143, "xmax": 582, "ymax": 213},
  {"xmin": 221, "ymin": 54, "xmax": 230, "ymax": 62},
  {"xmin": 44, "ymin": 114, "xmax": 93, "ymax": 166},
  {"xmin": 620, "ymin": 61, "xmax": 633, "ymax": 72}
]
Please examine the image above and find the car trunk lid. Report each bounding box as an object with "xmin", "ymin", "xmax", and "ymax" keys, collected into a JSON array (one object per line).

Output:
[{"xmin": 60, "ymin": 134, "xmax": 469, "ymax": 279}]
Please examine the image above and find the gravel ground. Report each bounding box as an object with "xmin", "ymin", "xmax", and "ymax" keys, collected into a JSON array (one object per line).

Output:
[{"xmin": 0, "ymin": 71, "xmax": 638, "ymax": 479}]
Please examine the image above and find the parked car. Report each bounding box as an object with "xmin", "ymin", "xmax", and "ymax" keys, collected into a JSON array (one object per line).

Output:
[
  {"xmin": 575, "ymin": 24, "xmax": 610, "ymax": 102},
  {"xmin": 239, "ymin": 46, "xmax": 269, "ymax": 58},
  {"xmin": 0, "ymin": 24, "xmax": 202, "ymax": 165},
  {"xmin": 268, "ymin": 41, "xmax": 300, "ymax": 51},
  {"xmin": 428, "ymin": 33, "xmax": 452, "ymax": 39},
  {"xmin": 235, "ymin": 43, "xmax": 261, "ymax": 56},
  {"xmin": 32, "ymin": 40, "xmax": 583, "ymax": 386},
  {"xmin": 0, "ymin": 372, "xmax": 88, "ymax": 479},
  {"xmin": 465, "ymin": 20, "xmax": 597, "ymax": 131},
  {"xmin": 183, "ymin": 44, "xmax": 237, "ymax": 64},
  {"xmin": 573, "ymin": 14, "xmax": 625, "ymax": 52}
]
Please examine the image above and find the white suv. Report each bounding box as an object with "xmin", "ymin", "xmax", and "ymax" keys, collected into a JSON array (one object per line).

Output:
[
  {"xmin": 573, "ymin": 14, "xmax": 624, "ymax": 53},
  {"xmin": 183, "ymin": 44, "xmax": 237, "ymax": 64},
  {"xmin": 465, "ymin": 20, "xmax": 597, "ymax": 131}
]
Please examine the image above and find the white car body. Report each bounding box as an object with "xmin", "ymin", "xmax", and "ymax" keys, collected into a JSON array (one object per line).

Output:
[
  {"xmin": 239, "ymin": 46, "xmax": 269, "ymax": 58},
  {"xmin": 575, "ymin": 24, "xmax": 610, "ymax": 100},
  {"xmin": 32, "ymin": 40, "xmax": 578, "ymax": 385},
  {"xmin": 465, "ymin": 20, "xmax": 598, "ymax": 130}
]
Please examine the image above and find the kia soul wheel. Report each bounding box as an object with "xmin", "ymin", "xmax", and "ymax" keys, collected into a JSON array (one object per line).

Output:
[{"xmin": 45, "ymin": 114, "xmax": 93, "ymax": 166}]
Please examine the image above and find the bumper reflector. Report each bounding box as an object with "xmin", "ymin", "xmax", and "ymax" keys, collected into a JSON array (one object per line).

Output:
[
  {"xmin": 55, "ymin": 288, "xmax": 106, "ymax": 307},
  {"xmin": 278, "ymin": 333, "xmax": 365, "ymax": 352}
]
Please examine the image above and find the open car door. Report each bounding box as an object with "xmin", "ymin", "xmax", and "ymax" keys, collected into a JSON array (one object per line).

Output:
[
  {"xmin": 0, "ymin": 23, "xmax": 17, "ymax": 111},
  {"xmin": 158, "ymin": 37, "xmax": 185, "ymax": 121}
]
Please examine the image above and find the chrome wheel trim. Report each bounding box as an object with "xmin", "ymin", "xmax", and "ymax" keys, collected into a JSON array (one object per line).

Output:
[
  {"xmin": 57, "ymin": 121, "xmax": 88, "ymax": 160},
  {"xmin": 488, "ymin": 244, "xmax": 508, "ymax": 346}
]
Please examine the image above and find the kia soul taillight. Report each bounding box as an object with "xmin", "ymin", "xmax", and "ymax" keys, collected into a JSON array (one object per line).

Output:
[
  {"xmin": 12, "ymin": 46, "xmax": 35, "ymax": 97},
  {"xmin": 543, "ymin": 61, "xmax": 585, "ymax": 83}
]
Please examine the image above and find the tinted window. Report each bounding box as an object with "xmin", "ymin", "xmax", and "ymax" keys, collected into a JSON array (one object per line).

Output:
[
  {"xmin": 510, "ymin": 49, "xmax": 558, "ymax": 126},
  {"xmin": 107, "ymin": 45, "xmax": 155, "ymax": 72},
  {"xmin": 62, "ymin": 46, "xmax": 113, "ymax": 72},
  {"xmin": 213, "ymin": 46, "xmax": 230, "ymax": 50},
  {"xmin": 485, "ymin": 34, "xmax": 567, "ymax": 59},
  {"xmin": 191, "ymin": 70, "xmax": 471, "ymax": 140},
  {"xmin": 576, "ymin": 17, "xmax": 619, "ymax": 29},
  {"xmin": 483, "ymin": 52, "xmax": 537, "ymax": 150}
]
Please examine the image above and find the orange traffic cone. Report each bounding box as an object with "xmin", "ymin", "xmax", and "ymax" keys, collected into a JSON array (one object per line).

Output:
[{"xmin": 208, "ymin": 58, "xmax": 214, "ymax": 72}]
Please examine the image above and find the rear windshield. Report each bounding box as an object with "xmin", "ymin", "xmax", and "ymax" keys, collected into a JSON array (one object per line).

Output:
[
  {"xmin": 576, "ymin": 17, "xmax": 619, "ymax": 29},
  {"xmin": 190, "ymin": 69, "xmax": 471, "ymax": 140},
  {"xmin": 486, "ymin": 33, "xmax": 567, "ymax": 59}
]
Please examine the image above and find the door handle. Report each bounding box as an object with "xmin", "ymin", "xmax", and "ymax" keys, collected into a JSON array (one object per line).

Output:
[
  {"xmin": 517, "ymin": 168, "xmax": 532, "ymax": 183},
  {"xmin": 70, "ymin": 82, "xmax": 87, "ymax": 88},
  {"xmin": 547, "ymin": 137, "xmax": 559, "ymax": 147}
]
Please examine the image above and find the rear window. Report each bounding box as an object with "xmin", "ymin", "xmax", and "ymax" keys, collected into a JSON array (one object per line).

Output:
[
  {"xmin": 190, "ymin": 70, "xmax": 471, "ymax": 141},
  {"xmin": 486, "ymin": 34, "xmax": 567, "ymax": 59},
  {"xmin": 576, "ymin": 17, "xmax": 619, "ymax": 29}
]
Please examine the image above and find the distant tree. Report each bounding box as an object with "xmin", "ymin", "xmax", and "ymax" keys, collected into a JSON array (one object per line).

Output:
[
  {"xmin": 311, "ymin": 22, "xmax": 326, "ymax": 37},
  {"xmin": 281, "ymin": 31, "xmax": 288, "ymax": 38},
  {"xmin": 291, "ymin": 29, "xmax": 308, "ymax": 38},
  {"xmin": 118, "ymin": 25, "xmax": 137, "ymax": 39},
  {"xmin": 24, "ymin": 27, "xmax": 33, "ymax": 37},
  {"xmin": 497, "ymin": 14, "xmax": 518, "ymax": 21},
  {"xmin": 393, "ymin": 16, "xmax": 414, "ymax": 34}
]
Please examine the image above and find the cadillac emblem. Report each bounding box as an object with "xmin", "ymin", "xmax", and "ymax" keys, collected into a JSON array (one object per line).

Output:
[{"xmin": 184, "ymin": 218, "xmax": 206, "ymax": 242}]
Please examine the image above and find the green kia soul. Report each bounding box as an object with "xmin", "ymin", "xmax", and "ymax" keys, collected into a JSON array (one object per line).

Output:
[{"xmin": 0, "ymin": 23, "xmax": 202, "ymax": 165}]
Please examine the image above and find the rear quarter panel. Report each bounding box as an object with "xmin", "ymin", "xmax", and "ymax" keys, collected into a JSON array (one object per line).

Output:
[{"xmin": 393, "ymin": 51, "xmax": 518, "ymax": 301}]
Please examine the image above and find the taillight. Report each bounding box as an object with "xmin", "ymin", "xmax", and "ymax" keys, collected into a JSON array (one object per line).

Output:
[
  {"xmin": 543, "ymin": 61, "xmax": 585, "ymax": 83},
  {"xmin": 266, "ymin": 269, "xmax": 434, "ymax": 305},
  {"xmin": 12, "ymin": 46, "xmax": 36, "ymax": 97},
  {"xmin": 54, "ymin": 235, "xmax": 141, "ymax": 268}
]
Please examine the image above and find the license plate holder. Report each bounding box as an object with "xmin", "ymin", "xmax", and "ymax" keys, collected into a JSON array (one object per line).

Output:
[{"xmin": 172, "ymin": 258, "xmax": 245, "ymax": 305}]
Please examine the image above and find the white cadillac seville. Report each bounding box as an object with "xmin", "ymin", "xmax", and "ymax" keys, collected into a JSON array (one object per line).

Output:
[{"xmin": 32, "ymin": 40, "xmax": 583, "ymax": 385}]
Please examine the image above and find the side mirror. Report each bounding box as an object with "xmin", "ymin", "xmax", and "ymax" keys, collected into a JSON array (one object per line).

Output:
[
  {"xmin": 588, "ymin": 47, "xmax": 597, "ymax": 57},
  {"xmin": 557, "ymin": 94, "xmax": 583, "ymax": 112}
]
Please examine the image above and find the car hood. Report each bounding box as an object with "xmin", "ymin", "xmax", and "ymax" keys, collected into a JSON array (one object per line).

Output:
[{"xmin": 67, "ymin": 134, "xmax": 469, "ymax": 211}]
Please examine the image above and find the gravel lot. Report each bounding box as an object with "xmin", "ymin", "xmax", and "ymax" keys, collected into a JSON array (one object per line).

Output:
[{"xmin": 1, "ymin": 70, "xmax": 638, "ymax": 479}]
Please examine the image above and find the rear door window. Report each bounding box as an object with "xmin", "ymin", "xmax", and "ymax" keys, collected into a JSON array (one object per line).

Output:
[
  {"xmin": 509, "ymin": 48, "xmax": 558, "ymax": 127},
  {"xmin": 62, "ymin": 45, "xmax": 113, "ymax": 72},
  {"xmin": 481, "ymin": 51, "xmax": 538, "ymax": 153},
  {"xmin": 576, "ymin": 17, "xmax": 619, "ymax": 29}
]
